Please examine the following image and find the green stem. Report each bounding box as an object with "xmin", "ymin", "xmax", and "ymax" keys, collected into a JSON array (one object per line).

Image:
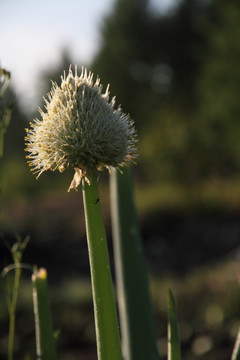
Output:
[
  {"xmin": 232, "ymin": 327, "xmax": 240, "ymax": 360},
  {"xmin": 82, "ymin": 173, "xmax": 122, "ymax": 360},
  {"xmin": 110, "ymin": 167, "xmax": 160, "ymax": 360},
  {"xmin": 32, "ymin": 268, "xmax": 56, "ymax": 360},
  {"xmin": 168, "ymin": 290, "xmax": 181, "ymax": 360},
  {"xmin": 8, "ymin": 265, "xmax": 21, "ymax": 360}
]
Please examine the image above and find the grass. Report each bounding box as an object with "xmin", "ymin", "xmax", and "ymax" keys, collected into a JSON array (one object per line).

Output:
[{"xmin": 150, "ymin": 258, "xmax": 240, "ymax": 359}]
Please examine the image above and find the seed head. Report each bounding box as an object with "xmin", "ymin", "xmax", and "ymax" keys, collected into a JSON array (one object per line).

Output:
[{"xmin": 25, "ymin": 66, "xmax": 138, "ymax": 191}]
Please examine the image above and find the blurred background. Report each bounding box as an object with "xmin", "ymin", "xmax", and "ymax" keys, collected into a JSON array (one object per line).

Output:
[{"xmin": 1, "ymin": 0, "xmax": 240, "ymax": 359}]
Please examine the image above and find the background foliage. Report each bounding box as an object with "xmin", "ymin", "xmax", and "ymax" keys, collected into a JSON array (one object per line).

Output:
[{"xmin": 4, "ymin": 0, "xmax": 240, "ymax": 187}]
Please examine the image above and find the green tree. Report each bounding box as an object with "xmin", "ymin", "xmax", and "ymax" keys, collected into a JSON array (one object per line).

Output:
[
  {"xmin": 92, "ymin": 0, "xmax": 208, "ymax": 130},
  {"xmin": 91, "ymin": 0, "xmax": 155, "ymax": 130},
  {"xmin": 91, "ymin": 0, "xmax": 213, "ymax": 183},
  {"xmin": 195, "ymin": 0, "xmax": 240, "ymax": 177}
]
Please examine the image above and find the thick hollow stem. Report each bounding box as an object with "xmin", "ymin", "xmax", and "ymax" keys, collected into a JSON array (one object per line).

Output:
[
  {"xmin": 110, "ymin": 167, "xmax": 160, "ymax": 360},
  {"xmin": 32, "ymin": 268, "xmax": 56, "ymax": 360},
  {"xmin": 82, "ymin": 173, "xmax": 122, "ymax": 360}
]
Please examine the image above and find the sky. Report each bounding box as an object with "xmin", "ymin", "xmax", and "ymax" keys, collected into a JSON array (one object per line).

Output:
[{"xmin": 0, "ymin": 0, "xmax": 176, "ymax": 111}]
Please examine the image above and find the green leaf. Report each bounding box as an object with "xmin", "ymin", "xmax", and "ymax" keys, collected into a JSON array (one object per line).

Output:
[
  {"xmin": 32, "ymin": 268, "xmax": 56, "ymax": 360},
  {"xmin": 231, "ymin": 328, "xmax": 240, "ymax": 360},
  {"xmin": 168, "ymin": 289, "xmax": 181, "ymax": 360},
  {"xmin": 110, "ymin": 167, "xmax": 160, "ymax": 360}
]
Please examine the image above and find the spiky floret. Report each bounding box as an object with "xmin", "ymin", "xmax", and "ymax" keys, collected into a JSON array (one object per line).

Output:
[{"xmin": 25, "ymin": 66, "xmax": 138, "ymax": 190}]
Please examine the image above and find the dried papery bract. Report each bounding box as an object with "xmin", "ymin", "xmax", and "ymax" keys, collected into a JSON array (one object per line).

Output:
[{"xmin": 25, "ymin": 66, "xmax": 137, "ymax": 190}]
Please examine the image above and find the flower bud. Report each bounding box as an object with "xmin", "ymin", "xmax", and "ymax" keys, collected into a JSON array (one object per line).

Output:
[{"xmin": 25, "ymin": 66, "xmax": 138, "ymax": 190}]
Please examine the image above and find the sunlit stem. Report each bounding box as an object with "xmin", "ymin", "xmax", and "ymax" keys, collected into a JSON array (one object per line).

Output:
[{"xmin": 32, "ymin": 267, "xmax": 56, "ymax": 360}]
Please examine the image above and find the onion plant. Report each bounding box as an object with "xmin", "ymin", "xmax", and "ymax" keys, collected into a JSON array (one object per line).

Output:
[
  {"xmin": 22, "ymin": 63, "xmax": 240, "ymax": 360},
  {"xmin": 25, "ymin": 66, "xmax": 138, "ymax": 360}
]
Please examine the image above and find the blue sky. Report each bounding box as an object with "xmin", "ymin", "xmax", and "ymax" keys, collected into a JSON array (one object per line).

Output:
[{"xmin": 0, "ymin": 0, "xmax": 176, "ymax": 110}]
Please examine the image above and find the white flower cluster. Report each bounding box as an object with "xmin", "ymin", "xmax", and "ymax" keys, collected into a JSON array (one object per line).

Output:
[{"xmin": 25, "ymin": 66, "xmax": 138, "ymax": 190}]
